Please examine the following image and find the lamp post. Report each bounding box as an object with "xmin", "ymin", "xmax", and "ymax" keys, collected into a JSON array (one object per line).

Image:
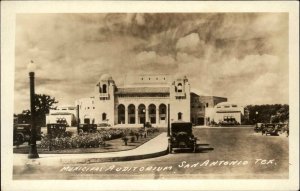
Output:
[
  {"xmin": 28, "ymin": 60, "xmax": 39, "ymax": 159},
  {"xmin": 255, "ymin": 111, "xmax": 259, "ymax": 124}
]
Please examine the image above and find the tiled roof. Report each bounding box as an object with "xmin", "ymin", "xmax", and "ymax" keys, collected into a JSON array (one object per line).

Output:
[{"xmin": 115, "ymin": 87, "xmax": 170, "ymax": 94}]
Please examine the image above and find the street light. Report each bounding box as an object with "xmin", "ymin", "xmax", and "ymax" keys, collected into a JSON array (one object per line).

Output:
[
  {"xmin": 255, "ymin": 111, "xmax": 259, "ymax": 124},
  {"xmin": 27, "ymin": 60, "xmax": 39, "ymax": 159}
]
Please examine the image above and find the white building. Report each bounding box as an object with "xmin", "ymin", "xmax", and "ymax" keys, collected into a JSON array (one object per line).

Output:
[
  {"xmin": 46, "ymin": 105, "xmax": 77, "ymax": 126},
  {"xmin": 207, "ymin": 102, "xmax": 244, "ymax": 124},
  {"xmin": 75, "ymin": 74, "xmax": 191, "ymax": 127}
]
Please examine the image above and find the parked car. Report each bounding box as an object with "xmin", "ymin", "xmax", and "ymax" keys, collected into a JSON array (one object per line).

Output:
[
  {"xmin": 78, "ymin": 123, "xmax": 97, "ymax": 134},
  {"xmin": 13, "ymin": 124, "xmax": 42, "ymax": 145},
  {"xmin": 47, "ymin": 123, "xmax": 67, "ymax": 138},
  {"xmin": 261, "ymin": 123, "xmax": 279, "ymax": 136},
  {"xmin": 168, "ymin": 121, "xmax": 197, "ymax": 153},
  {"xmin": 13, "ymin": 124, "xmax": 31, "ymax": 145},
  {"xmin": 254, "ymin": 123, "xmax": 263, "ymax": 132},
  {"xmin": 219, "ymin": 118, "xmax": 239, "ymax": 126}
]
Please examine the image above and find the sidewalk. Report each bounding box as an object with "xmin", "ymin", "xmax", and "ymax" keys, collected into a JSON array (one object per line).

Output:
[{"xmin": 14, "ymin": 133, "xmax": 169, "ymax": 166}]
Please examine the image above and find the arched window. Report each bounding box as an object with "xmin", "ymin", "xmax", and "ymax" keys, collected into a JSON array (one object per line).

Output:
[
  {"xmin": 102, "ymin": 84, "xmax": 107, "ymax": 93},
  {"xmin": 102, "ymin": 113, "xmax": 107, "ymax": 121},
  {"xmin": 178, "ymin": 112, "xmax": 182, "ymax": 120},
  {"xmin": 177, "ymin": 83, "xmax": 183, "ymax": 92}
]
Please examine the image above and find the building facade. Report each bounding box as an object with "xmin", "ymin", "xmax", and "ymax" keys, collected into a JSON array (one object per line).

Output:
[
  {"xmin": 190, "ymin": 93, "xmax": 228, "ymax": 125},
  {"xmin": 75, "ymin": 74, "xmax": 191, "ymax": 127},
  {"xmin": 208, "ymin": 102, "xmax": 244, "ymax": 124},
  {"xmin": 46, "ymin": 105, "xmax": 77, "ymax": 126},
  {"xmin": 46, "ymin": 74, "xmax": 244, "ymax": 127}
]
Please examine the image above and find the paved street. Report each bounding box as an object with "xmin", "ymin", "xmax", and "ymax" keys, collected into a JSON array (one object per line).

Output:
[{"xmin": 13, "ymin": 127, "xmax": 289, "ymax": 179}]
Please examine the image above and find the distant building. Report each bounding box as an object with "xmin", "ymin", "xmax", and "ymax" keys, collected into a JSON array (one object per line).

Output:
[
  {"xmin": 190, "ymin": 93, "xmax": 227, "ymax": 125},
  {"xmin": 208, "ymin": 102, "xmax": 244, "ymax": 125},
  {"xmin": 46, "ymin": 105, "xmax": 77, "ymax": 126}
]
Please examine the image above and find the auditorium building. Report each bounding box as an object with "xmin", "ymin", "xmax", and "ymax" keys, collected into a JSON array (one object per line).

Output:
[{"xmin": 71, "ymin": 74, "xmax": 241, "ymax": 127}]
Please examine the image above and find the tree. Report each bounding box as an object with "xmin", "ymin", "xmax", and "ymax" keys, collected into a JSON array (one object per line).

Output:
[
  {"xmin": 244, "ymin": 104, "xmax": 289, "ymax": 124},
  {"xmin": 34, "ymin": 94, "xmax": 58, "ymax": 127},
  {"xmin": 15, "ymin": 94, "xmax": 58, "ymax": 127}
]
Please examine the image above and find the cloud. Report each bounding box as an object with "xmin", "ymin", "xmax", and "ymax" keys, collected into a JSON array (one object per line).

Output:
[
  {"xmin": 14, "ymin": 13, "xmax": 289, "ymax": 113},
  {"xmin": 176, "ymin": 33, "xmax": 201, "ymax": 50}
]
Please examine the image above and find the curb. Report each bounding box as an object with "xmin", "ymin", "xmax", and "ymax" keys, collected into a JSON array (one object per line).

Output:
[{"xmin": 62, "ymin": 149, "xmax": 169, "ymax": 164}]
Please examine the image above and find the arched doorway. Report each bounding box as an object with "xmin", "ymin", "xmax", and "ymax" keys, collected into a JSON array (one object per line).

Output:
[
  {"xmin": 159, "ymin": 104, "xmax": 167, "ymax": 124},
  {"xmin": 128, "ymin": 104, "xmax": 135, "ymax": 124},
  {"xmin": 117, "ymin": 104, "xmax": 125, "ymax": 124},
  {"xmin": 138, "ymin": 104, "xmax": 146, "ymax": 124},
  {"xmin": 148, "ymin": 104, "xmax": 156, "ymax": 124}
]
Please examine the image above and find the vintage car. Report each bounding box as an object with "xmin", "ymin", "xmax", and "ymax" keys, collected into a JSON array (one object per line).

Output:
[
  {"xmin": 13, "ymin": 124, "xmax": 31, "ymax": 145},
  {"xmin": 78, "ymin": 123, "xmax": 97, "ymax": 134},
  {"xmin": 218, "ymin": 118, "xmax": 239, "ymax": 126},
  {"xmin": 261, "ymin": 123, "xmax": 279, "ymax": 136},
  {"xmin": 47, "ymin": 123, "xmax": 67, "ymax": 138},
  {"xmin": 168, "ymin": 122, "xmax": 197, "ymax": 153},
  {"xmin": 254, "ymin": 123, "xmax": 263, "ymax": 132},
  {"xmin": 13, "ymin": 124, "xmax": 42, "ymax": 145}
]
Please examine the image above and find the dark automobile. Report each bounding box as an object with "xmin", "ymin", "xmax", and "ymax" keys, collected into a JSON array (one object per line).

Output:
[
  {"xmin": 78, "ymin": 123, "xmax": 97, "ymax": 134},
  {"xmin": 13, "ymin": 124, "xmax": 42, "ymax": 145},
  {"xmin": 168, "ymin": 122, "xmax": 197, "ymax": 153},
  {"xmin": 219, "ymin": 117, "xmax": 239, "ymax": 126},
  {"xmin": 254, "ymin": 123, "xmax": 263, "ymax": 132},
  {"xmin": 13, "ymin": 124, "xmax": 31, "ymax": 145},
  {"xmin": 262, "ymin": 123, "xmax": 279, "ymax": 136},
  {"xmin": 47, "ymin": 123, "xmax": 67, "ymax": 138}
]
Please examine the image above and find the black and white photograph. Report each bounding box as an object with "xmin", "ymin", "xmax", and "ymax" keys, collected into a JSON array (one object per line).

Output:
[{"xmin": 1, "ymin": 1, "xmax": 299, "ymax": 191}]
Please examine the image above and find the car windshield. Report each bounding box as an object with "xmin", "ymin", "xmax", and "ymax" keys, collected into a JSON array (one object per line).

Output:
[{"xmin": 171, "ymin": 122, "xmax": 192, "ymax": 134}]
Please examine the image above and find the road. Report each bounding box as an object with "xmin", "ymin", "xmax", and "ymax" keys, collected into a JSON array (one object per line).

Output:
[{"xmin": 13, "ymin": 127, "xmax": 289, "ymax": 179}]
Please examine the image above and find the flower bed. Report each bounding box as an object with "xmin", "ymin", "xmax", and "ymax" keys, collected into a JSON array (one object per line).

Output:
[{"xmin": 40, "ymin": 128, "xmax": 126, "ymax": 150}]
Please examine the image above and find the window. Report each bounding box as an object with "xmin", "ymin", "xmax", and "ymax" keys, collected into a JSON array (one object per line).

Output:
[
  {"xmin": 177, "ymin": 83, "xmax": 183, "ymax": 92},
  {"xmin": 93, "ymin": 107, "xmax": 95, "ymax": 109},
  {"xmin": 149, "ymin": 78, "xmax": 151, "ymax": 80},
  {"xmin": 178, "ymin": 112, "xmax": 182, "ymax": 120},
  {"xmin": 102, "ymin": 84, "xmax": 107, "ymax": 93},
  {"xmin": 225, "ymin": 105, "xmax": 230, "ymax": 108},
  {"xmin": 206, "ymin": 103, "xmax": 208, "ymax": 107},
  {"xmin": 141, "ymin": 77, "xmax": 143, "ymax": 80},
  {"xmin": 87, "ymin": 107, "xmax": 90, "ymax": 109},
  {"xmin": 232, "ymin": 105, "xmax": 237, "ymax": 107},
  {"xmin": 102, "ymin": 113, "xmax": 107, "ymax": 121}
]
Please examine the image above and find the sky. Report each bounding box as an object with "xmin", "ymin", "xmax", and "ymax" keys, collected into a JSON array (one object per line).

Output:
[{"xmin": 14, "ymin": 13, "xmax": 289, "ymax": 113}]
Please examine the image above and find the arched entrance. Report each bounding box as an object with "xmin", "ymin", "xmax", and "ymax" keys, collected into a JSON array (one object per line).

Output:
[
  {"xmin": 148, "ymin": 104, "xmax": 156, "ymax": 124},
  {"xmin": 117, "ymin": 104, "xmax": 125, "ymax": 124},
  {"xmin": 128, "ymin": 104, "xmax": 136, "ymax": 124},
  {"xmin": 159, "ymin": 104, "xmax": 167, "ymax": 124},
  {"xmin": 138, "ymin": 104, "xmax": 146, "ymax": 124}
]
